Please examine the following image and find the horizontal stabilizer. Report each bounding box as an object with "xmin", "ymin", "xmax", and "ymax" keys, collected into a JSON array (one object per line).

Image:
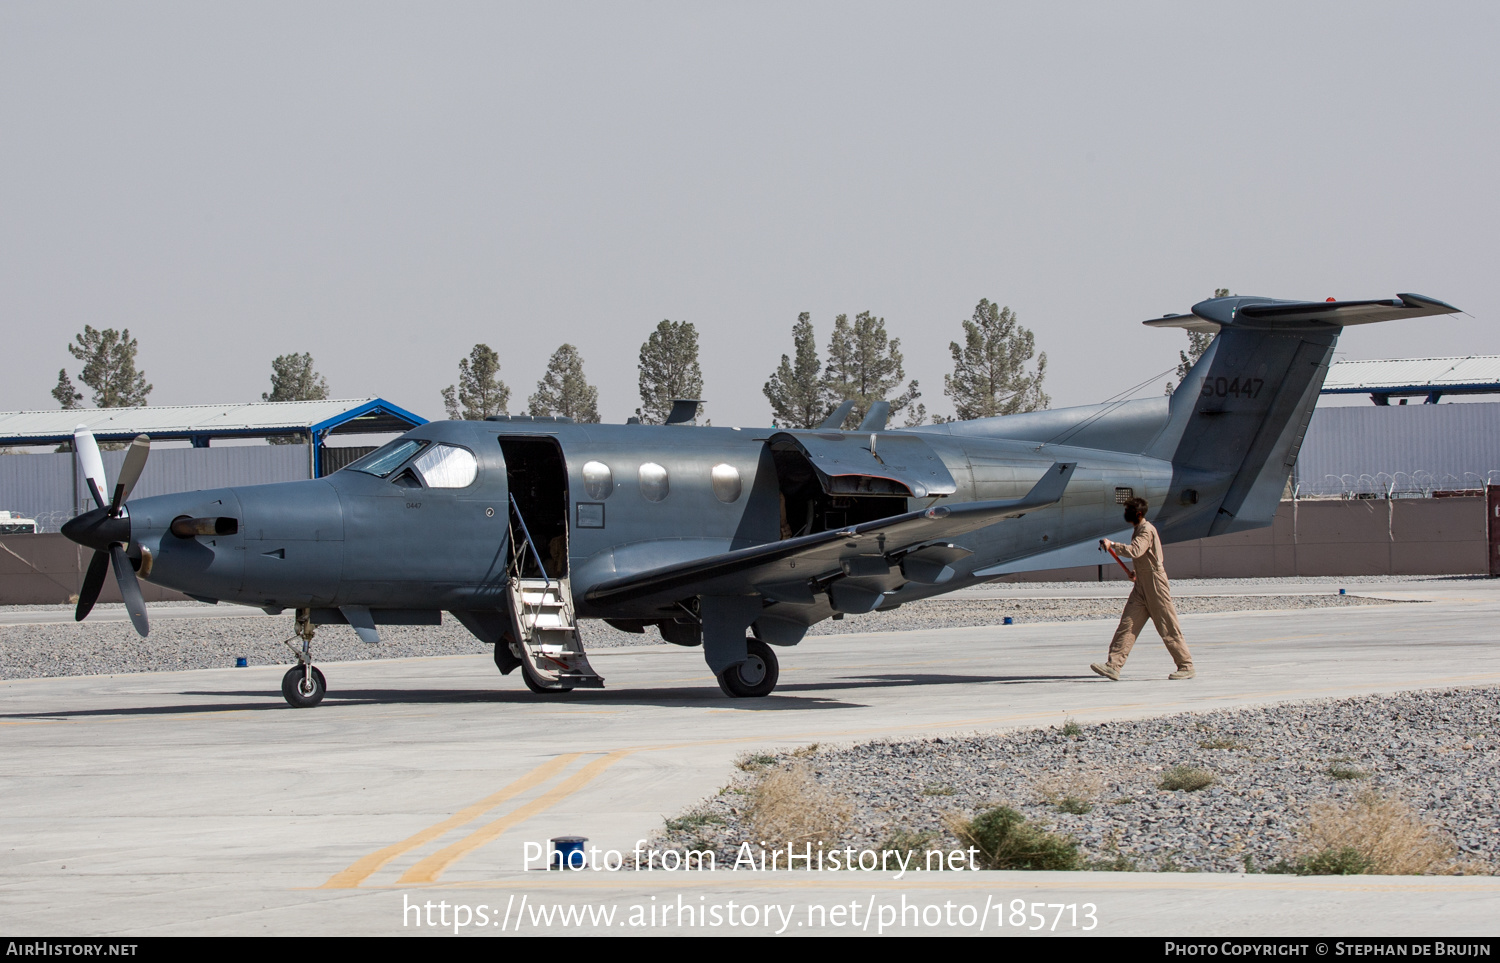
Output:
[
  {"xmin": 1144, "ymin": 293, "xmax": 1460, "ymax": 333},
  {"xmin": 585, "ymin": 462, "xmax": 1076, "ymax": 608}
]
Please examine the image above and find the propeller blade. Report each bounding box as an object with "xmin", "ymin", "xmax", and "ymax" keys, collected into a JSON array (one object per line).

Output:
[
  {"xmin": 109, "ymin": 435, "xmax": 151, "ymax": 515},
  {"xmin": 75, "ymin": 549, "xmax": 110, "ymax": 622},
  {"xmin": 110, "ymin": 544, "xmax": 150, "ymax": 637},
  {"xmin": 74, "ymin": 426, "xmax": 108, "ymax": 511}
]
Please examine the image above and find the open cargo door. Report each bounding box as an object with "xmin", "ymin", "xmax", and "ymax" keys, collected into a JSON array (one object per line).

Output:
[{"xmin": 769, "ymin": 430, "xmax": 957, "ymax": 498}]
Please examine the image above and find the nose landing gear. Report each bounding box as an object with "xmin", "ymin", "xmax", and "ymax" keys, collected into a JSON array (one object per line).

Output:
[{"xmin": 279, "ymin": 609, "xmax": 327, "ymax": 708}]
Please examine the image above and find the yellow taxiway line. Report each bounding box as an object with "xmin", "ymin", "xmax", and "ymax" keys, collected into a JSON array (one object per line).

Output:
[
  {"xmin": 319, "ymin": 752, "xmax": 583, "ymax": 889},
  {"xmin": 396, "ymin": 749, "xmax": 638, "ymax": 885}
]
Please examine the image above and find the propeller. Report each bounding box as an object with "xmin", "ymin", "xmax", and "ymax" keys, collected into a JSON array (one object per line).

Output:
[{"xmin": 61, "ymin": 428, "xmax": 151, "ymax": 636}]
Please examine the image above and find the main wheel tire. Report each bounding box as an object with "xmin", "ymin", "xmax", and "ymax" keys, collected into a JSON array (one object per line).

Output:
[
  {"xmin": 521, "ymin": 663, "xmax": 575, "ymax": 694},
  {"xmin": 717, "ymin": 638, "xmax": 779, "ymax": 698},
  {"xmin": 281, "ymin": 665, "xmax": 327, "ymax": 708}
]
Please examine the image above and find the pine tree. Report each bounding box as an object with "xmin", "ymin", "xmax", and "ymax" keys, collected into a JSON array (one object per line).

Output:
[
  {"xmin": 261, "ymin": 353, "xmax": 330, "ymax": 444},
  {"xmin": 441, "ymin": 344, "xmax": 510, "ymax": 420},
  {"xmin": 66, "ymin": 326, "xmax": 152, "ymax": 407},
  {"xmin": 1165, "ymin": 288, "xmax": 1227, "ymax": 394},
  {"xmin": 942, "ymin": 300, "xmax": 1049, "ymax": 420},
  {"xmin": 528, "ymin": 344, "xmax": 600, "ymax": 423},
  {"xmin": 821, "ymin": 312, "xmax": 923, "ymax": 428},
  {"xmin": 762, "ymin": 312, "xmax": 827, "ymax": 428},
  {"xmin": 636, "ymin": 320, "xmax": 703, "ymax": 424},
  {"xmin": 262, "ymin": 353, "xmax": 330, "ymax": 402},
  {"xmin": 51, "ymin": 370, "xmax": 82, "ymax": 409}
]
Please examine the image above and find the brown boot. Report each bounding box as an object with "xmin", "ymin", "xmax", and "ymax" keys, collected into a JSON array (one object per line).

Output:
[
  {"xmin": 1168, "ymin": 667, "xmax": 1196, "ymax": 680},
  {"xmin": 1090, "ymin": 663, "xmax": 1120, "ymax": 681}
]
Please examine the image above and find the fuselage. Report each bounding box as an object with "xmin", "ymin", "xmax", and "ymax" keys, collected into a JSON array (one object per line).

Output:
[{"xmin": 117, "ymin": 417, "xmax": 1173, "ymax": 625}]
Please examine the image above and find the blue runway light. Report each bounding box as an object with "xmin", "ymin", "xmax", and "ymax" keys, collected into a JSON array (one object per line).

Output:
[
  {"xmin": 1003, "ymin": 616, "xmax": 1014, "ymax": 625},
  {"xmin": 1339, "ymin": 588, "xmax": 1346, "ymax": 595},
  {"xmin": 235, "ymin": 657, "xmax": 248, "ymax": 667},
  {"xmin": 551, "ymin": 836, "xmax": 588, "ymax": 870}
]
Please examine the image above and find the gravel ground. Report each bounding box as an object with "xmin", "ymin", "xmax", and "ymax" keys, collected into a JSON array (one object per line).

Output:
[
  {"xmin": 650, "ymin": 687, "xmax": 1500, "ymax": 874},
  {"xmin": 0, "ymin": 607, "xmax": 651, "ymax": 680},
  {"xmin": 0, "ymin": 593, "xmax": 1392, "ymax": 680}
]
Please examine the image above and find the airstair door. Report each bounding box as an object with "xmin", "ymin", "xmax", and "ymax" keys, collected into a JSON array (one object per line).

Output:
[{"xmin": 502, "ymin": 479, "xmax": 603, "ymax": 690}]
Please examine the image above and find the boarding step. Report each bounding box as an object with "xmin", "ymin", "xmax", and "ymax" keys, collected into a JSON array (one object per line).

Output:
[{"xmin": 504, "ymin": 574, "xmax": 604, "ymax": 690}]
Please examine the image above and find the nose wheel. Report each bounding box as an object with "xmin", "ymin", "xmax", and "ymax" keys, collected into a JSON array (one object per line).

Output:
[
  {"xmin": 282, "ymin": 665, "xmax": 327, "ymax": 707},
  {"xmin": 279, "ymin": 609, "xmax": 327, "ymax": 708},
  {"xmin": 717, "ymin": 637, "xmax": 779, "ymax": 698}
]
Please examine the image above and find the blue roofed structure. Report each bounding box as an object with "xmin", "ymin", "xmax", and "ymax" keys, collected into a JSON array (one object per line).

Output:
[
  {"xmin": 1321, "ymin": 356, "xmax": 1500, "ymax": 405},
  {"xmin": 0, "ymin": 398, "xmax": 426, "ymax": 477}
]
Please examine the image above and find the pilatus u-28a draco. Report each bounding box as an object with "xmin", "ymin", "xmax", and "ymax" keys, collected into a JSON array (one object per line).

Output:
[{"xmin": 61, "ymin": 293, "xmax": 1459, "ymax": 706}]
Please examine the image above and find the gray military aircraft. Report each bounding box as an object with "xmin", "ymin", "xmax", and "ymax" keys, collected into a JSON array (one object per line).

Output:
[{"xmin": 60, "ymin": 293, "xmax": 1459, "ymax": 707}]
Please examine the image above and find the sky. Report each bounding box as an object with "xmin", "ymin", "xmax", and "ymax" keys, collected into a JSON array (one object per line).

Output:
[{"xmin": 2, "ymin": 2, "xmax": 1496, "ymax": 426}]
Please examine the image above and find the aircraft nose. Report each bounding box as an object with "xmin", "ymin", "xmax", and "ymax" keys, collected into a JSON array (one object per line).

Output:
[{"xmin": 61, "ymin": 507, "xmax": 131, "ymax": 552}]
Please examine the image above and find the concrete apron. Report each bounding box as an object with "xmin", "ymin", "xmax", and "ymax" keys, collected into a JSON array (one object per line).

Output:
[{"xmin": 2, "ymin": 579, "xmax": 1498, "ymax": 936}]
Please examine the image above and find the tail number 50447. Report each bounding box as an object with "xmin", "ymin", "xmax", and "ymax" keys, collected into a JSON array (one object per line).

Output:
[{"xmin": 1201, "ymin": 377, "xmax": 1264, "ymax": 399}]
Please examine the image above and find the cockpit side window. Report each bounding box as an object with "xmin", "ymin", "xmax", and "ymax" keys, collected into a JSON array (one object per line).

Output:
[
  {"xmin": 413, "ymin": 444, "xmax": 479, "ymax": 488},
  {"xmin": 344, "ymin": 439, "xmax": 430, "ymax": 478}
]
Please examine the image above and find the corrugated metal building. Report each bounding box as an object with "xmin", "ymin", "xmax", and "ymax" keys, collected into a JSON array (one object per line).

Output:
[
  {"xmin": 1321, "ymin": 355, "xmax": 1500, "ymax": 405},
  {"xmin": 0, "ymin": 398, "xmax": 424, "ymax": 475},
  {"xmin": 0, "ymin": 445, "xmax": 313, "ymax": 531},
  {"xmin": 0, "ymin": 398, "xmax": 425, "ymax": 531},
  {"xmin": 1293, "ymin": 402, "xmax": 1500, "ymax": 496},
  {"xmin": 1294, "ymin": 356, "xmax": 1500, "ymax": 496}
]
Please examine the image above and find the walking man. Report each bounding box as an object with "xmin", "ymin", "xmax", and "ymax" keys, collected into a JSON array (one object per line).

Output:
[{"xmin": 1091, "ymin": 497, "xmax": 1195, "ymax": 681}]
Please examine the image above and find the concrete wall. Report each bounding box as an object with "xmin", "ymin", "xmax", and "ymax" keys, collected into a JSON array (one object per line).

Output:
[
  {"xmin": 997, "ymin": 496, "xmax": 1487, "ymax": 582},
  {"xmin": 0, "ymin": 534, "xmax": 188, "ymax": 605}
]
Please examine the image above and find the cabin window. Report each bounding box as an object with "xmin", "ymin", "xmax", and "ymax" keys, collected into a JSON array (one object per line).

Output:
[
  {"xmin": 639, "ymin": 462, "xmax": 669, "ymax": 502},
  {"xmin": 582, "ymin": 461, "xmax": 613, "ymax": 500},
  {"xmin": 711, "ymin": 463, "xmax": 742, "ymax": 503},
  {"xmin": 344, "ymin": 439, "xmax": 429, "ymax": 478},
  {"xmin": 414, "ymin": 445, "xmax": 479, "ymax": 488}
]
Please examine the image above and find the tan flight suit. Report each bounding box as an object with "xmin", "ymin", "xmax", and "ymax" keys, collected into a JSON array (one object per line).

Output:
[{"xmin": 1104, "ymin": 520, "xmax": 1193, "ymax": 672}]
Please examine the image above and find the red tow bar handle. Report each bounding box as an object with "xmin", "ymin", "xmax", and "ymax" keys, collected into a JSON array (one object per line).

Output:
[{"xmin": 1103, "ymin": 541, "xmax": 1136, "ymax": 582}]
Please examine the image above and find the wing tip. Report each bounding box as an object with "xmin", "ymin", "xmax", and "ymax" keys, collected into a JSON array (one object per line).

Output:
[{"xmin": 1395, "ymin": 293, "xmax": 1463, "ymax": 314}]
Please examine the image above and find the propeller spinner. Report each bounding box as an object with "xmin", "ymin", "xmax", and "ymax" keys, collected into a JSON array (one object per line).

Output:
[{"xmin": 59, "ymin": 428, "xmax": 152, "ymax": 636}]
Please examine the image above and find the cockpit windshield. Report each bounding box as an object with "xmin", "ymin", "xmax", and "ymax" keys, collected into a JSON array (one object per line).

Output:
[{"xmin": 342, "ymin": 439, "xmax": 430, "ymax": 478}]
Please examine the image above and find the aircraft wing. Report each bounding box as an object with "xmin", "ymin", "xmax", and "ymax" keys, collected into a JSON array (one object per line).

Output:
[{"xmin": 584, "ymin": 461, "xmax": 1076, "ymax": 609}]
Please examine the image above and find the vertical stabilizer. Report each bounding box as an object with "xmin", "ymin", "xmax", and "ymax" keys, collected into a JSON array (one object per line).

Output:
[{"xmin": 1143, "ymin": 293, "xmax": 1459, "ymax": 542}]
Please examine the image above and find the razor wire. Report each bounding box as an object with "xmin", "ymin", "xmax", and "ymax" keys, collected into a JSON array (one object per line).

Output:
[{"xmin": 1292, "ymin": 466, "xmax": 1496, "ymax": 499}]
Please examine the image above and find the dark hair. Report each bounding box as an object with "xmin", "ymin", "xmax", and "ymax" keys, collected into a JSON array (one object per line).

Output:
[{"xmin": 1125, "ymin": 497, "xmax": 1149, "ymax": 520}]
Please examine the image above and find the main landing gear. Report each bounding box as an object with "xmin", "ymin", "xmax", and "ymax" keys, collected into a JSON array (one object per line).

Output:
[
  {"xmin": 717, "ymin": 638, "xmax": 779, "ymax": 698},
  {"xmin": 279, "ymin": 609, "xmax": 326, "ymax": 708}
]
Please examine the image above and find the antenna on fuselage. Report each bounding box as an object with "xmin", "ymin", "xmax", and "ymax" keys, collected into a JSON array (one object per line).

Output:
[
  {"xmin": 819, "ymin": 400, "xmax": 856, "ymax": 431},
  {"xmin": 857, "ymin": 401, "xmax": 891, "ymax": 432},
  {"xmin": 664, "ymin": 399, "xmax": 703, "ymax": 425}
]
